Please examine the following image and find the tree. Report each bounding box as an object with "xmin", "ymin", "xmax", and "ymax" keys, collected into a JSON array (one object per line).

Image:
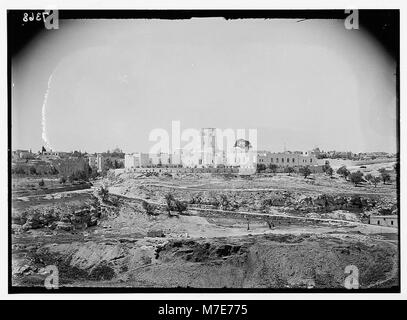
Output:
[
  {"xmin": 299, "ymin": 166, "xmax": 311, "ymax": 179},
  {"xmin": 380, "ymin": 171, "xmax": 391, "ymax": 184},
  {"xmin": 268, "ymin": 164, "xmax": 278, "ymax": 174},
  {"xmin": 365, "ymin": 173, "xmax": 373, "ymax": 182},
  {"xmin": 372, "ymin": 176, "xmax": 381, "ymax": 187},
  {"xmin": 104, "ymin": 158, "xmax": 114, "ymax": 169},
  {"xmin": 349, "ymin": 171, "xmax": 364, "ymax": 186},
  {"xmin": 337, "ymin": 166, "xmax": 350, "ymax": 180},
  {"xmin": 256, "ymin": 163, "xmax": 266, "ymax": 173},
  {"xmin": 326, "ymin": 167, "xmax": 334, "ymax": 177},
  {"xmin": 285, "ymin": 166, "xmax": 295, "ymax": 176}
]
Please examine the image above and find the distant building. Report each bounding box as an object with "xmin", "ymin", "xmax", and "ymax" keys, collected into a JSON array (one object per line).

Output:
[
  {"xmin": 88, "ymin": 155, "xmax": 97, "ymax": 168},
  {"xmin": 201, "ymin": 128, "xmax": 217, "ymax": 167},
  {"xmin": 257, "ymin": 151, "xmax": 317, "ymax": 167},
  {"xmin": 124, "ymin": 152, "xmax": 150, "ymax": 169},
  {"xmin": 13, "ymin": 149, "xmax": 34, "ymax": 160},
  {"xmin": 150, "ymin": 152, "xmax": 171, "ymax": 166},
  {"xmin": 232, "ymin": 139, "xmax": 256, "ymax": 172},
  {"xmin": 96, "ymin": 154, "xmax": 104, "ymax": 172},
  {"xmin": 124, "ymin": 127, "xmax": 316, "ymax": 172},
  {"xmin": 369, "ymin": 215, "xmax": 398, "ymax": 228}
]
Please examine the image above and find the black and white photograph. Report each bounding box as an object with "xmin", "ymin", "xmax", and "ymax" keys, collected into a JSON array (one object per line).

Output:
[{"xmin": 5, "ymin": 7, "xmax": 401, "ymax": 296}]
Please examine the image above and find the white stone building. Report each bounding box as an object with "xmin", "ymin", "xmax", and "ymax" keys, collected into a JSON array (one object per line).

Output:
[{"xmin": 257, "ymin": 151, "xmax": 317, "ymax": 167}]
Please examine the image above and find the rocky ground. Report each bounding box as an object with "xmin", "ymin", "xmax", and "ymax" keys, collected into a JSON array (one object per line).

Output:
[{"xmin": 11, "ymin": 165, "xmax": 399, "ymax": 290}]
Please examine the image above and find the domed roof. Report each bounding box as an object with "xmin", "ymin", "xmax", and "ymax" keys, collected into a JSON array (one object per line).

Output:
[{"xmin": 234, "ymin": 139, "xmax": 252, "ymax": 150}]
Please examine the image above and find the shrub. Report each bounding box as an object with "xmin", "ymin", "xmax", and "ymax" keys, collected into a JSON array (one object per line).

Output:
[
  {"xmin": 59, "ymin": 176, "xmax": 67, "ymax": 184},
  {"xmin": 38, "ymin": 179, "xmax": 45, "ymax": 187}
]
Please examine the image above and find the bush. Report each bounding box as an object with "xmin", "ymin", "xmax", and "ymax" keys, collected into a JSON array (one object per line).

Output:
[
  {"xmin": 299, "ymin": 166, "xmax": 311, "ymax": 178},
  {"xmin": 142, "ymin": 201, "xmax": 157, "ymax": 215},
  {"xmin": 285, "ymin": 166, "xmax": 295, "ymax": 175},
  {"xmin": 13, "ymin": 165, "xmax": 26, "ymax": 175},
  {"xmin": 59, "ymin": 176, "xmax": 67, "ymax": 184},
  {"xmin": 381, "ymin": 171, "xmax": 391, "ymax": 184},
  {"xmin": 98, "ymin": 186, "xmax": 109, "ymax": 202},
  {"xmin": 165, "ymin": 193, "xmax": 188, "ymax": 215},
  {"xmin": 326, "ymin": 167, "xmax": 333, "ymax": 176},
  {"xmin": 256, "ymin": 163, "xmax": 267, "ymax": 173},
  {"xmin": 268, "ymin": 164, "xmax": 278, "ymax": 173},
  {"xmin": 365, "ymin": 173, "xmax": 373, "ymax": 182},
  {"xmin": 38, "ymin": 179, "xmax": 45, "ymax": 187},
  {"xmin": 372, "ymin": 176, "xmax": 381, "ymax": 187},
  {"xmin": 174, "ymin": 200, "xmax": 188, "ymax": 215}
]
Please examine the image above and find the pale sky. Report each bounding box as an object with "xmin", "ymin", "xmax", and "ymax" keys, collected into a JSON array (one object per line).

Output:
[{"xmin": 12, "ymin": 18, "xmax": 397, "ymax": 153}]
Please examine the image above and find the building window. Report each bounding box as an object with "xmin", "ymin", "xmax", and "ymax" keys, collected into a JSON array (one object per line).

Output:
[
  {"xmin": 287, "ymin": 158, "xmax": 289, "ymax": 163},
  {"xmin": 271, "ymin": 158, "xmax": 273, "ymax": 163},
  {"xmin": 377, "ymin": 220, "xmax": 380, "ymax": 225},
  {"xmin": 282, "ymin": 158, "xmax": 284, "ymax": 163},
  {"xmin": 310, "ymin": 158, "xmax": 312, "ymax": 163},
  {"xmin": 276, "ymin": 158, "xmax": 279, "ymax": 163},
  {"xmin": 292, "ymin": 158, "xmax": 295, "ymax": 163},
  {"xmin": 391, "ymin": 221, "xmax": 394, "ymax": 225}
]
